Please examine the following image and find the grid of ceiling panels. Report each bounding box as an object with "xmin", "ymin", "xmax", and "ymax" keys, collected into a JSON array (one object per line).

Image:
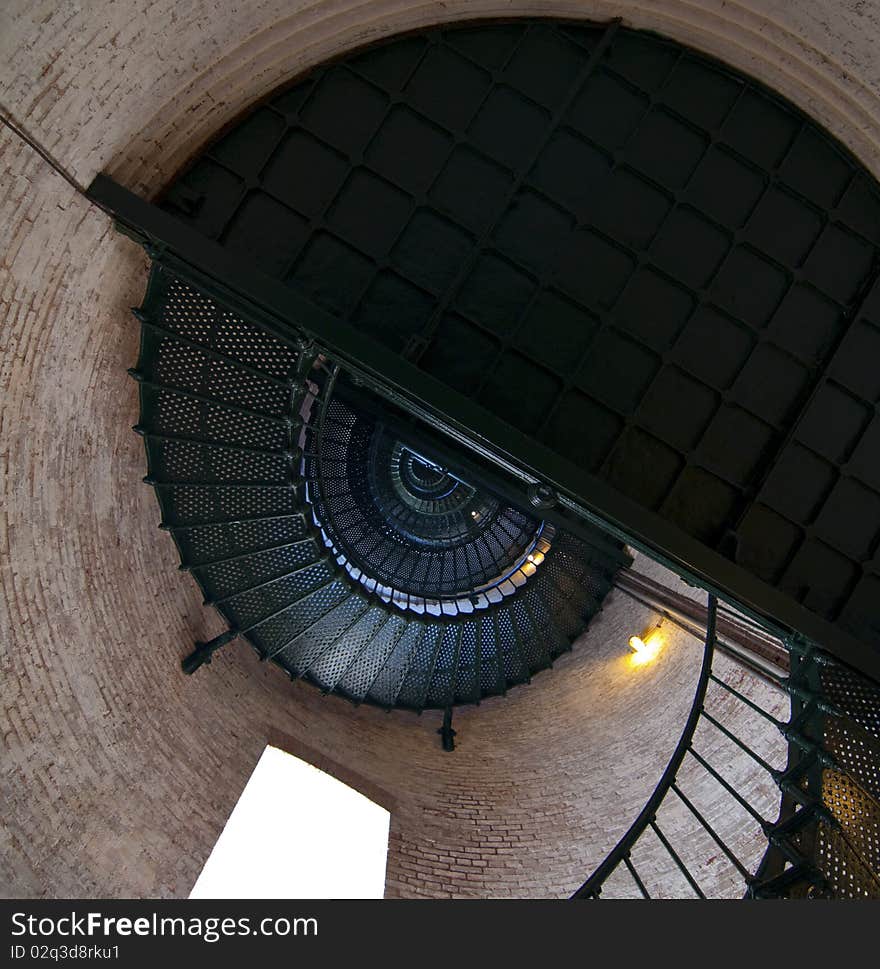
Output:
[{"xmin": 162, "ymin": 20, "xmax": 880, "ymax": 649}]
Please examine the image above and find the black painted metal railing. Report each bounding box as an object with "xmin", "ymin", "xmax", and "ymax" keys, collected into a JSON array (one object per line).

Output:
[
  {"xmin": 572, "ymin": 596, "xmax": 880, "ymax": 898},
  {"xmin": 300, "ymin": 361, "xmax": 560, "ymax": 617},
  {"xmin": 573, "ymin": 594, "xmax": 719, "ymax": 897}
]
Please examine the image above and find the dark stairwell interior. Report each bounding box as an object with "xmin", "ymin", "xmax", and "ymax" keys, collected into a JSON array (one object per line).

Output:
[{"xmin": 133, "ymin": 265, "xmax": 626, "ymax": 711}]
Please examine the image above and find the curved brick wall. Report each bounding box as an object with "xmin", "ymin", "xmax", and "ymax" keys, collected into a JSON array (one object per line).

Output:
[
  {"xmin": 3, "ymin": 1, "xmax": 880, "ymax": 198},
  {"xmin": 0, "ymin": 0, "xmax": 868, "ymax": 897}
]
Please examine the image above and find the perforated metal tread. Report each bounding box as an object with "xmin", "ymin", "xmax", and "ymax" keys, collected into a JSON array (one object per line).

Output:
[
  {"xmin": 160, "ymin": 18, "xmax": 880, "ymax": 665},
  {"xmin": 815, "ymin": 662, "xmax": 880, "ymax": 897},
  {"xmin": 132, "ymin": 264, "xmax": 622, "ymax": 710}
]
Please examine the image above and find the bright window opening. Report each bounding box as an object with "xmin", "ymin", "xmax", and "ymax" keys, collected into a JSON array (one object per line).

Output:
[{"xmin": 189, "ymin": 745, "xmax": 390, "ymax": 898}]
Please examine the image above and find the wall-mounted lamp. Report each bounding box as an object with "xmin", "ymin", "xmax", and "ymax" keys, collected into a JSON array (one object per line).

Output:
[{"xmin": 628, "ymin": 622, "xmax": 664, "ymax": 666}]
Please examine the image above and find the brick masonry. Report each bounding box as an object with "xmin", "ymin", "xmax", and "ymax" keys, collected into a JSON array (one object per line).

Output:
[{"xmin": 0, "ymin": 0, "xmax": 875, "ymax": 898}]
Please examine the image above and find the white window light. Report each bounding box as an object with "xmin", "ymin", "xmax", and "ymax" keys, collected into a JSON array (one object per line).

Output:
[{"xmin": 189, "ymin": 745, "xmax": 390, "ymax": 899}]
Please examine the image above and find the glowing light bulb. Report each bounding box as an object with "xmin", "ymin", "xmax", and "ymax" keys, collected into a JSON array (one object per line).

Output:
[{"xmin": 629, "ymin": 630, "xmax": 662, "ymax": 666}]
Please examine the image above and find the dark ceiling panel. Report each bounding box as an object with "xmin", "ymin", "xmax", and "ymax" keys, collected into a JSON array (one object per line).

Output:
[{"xmin": 157, "ymin": 19, "xmax": 880, "ymax": 656}]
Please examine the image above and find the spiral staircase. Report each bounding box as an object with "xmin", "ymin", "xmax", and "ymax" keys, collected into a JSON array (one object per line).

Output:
[
  {"xmin": 89, "ymin": 17, "xmax": 880, "ymax": 897},
  {"xmin": 132, "ymin": 266, "xmax": 627, "ymax": 720}
]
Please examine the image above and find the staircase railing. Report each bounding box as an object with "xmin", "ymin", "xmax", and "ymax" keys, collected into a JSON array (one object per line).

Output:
[
  {"xmin": 572, "ymin": 594, "xmax": 718, "ymax": 897},
  {"xmin": 300, "ymin": 361, "xmax": 563, "ymax": 618},
  {"xmin": 572, "ymin": 594, "xmax": 880, "ymax": 898}
]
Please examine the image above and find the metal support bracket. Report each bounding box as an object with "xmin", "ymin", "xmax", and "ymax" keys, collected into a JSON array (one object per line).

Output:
[
  {"xmin": 182, "ymin": 629, "xmax": 239, "ymax": 674},
  {"xmin": 439, "ymin": 707, "xmax": 456, "ymax": 752}
]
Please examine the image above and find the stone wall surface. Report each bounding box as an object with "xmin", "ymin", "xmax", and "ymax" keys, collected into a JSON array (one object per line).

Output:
[{"xmin": 0, "ymin": 0, "xmax": 869, "ymax": 897}]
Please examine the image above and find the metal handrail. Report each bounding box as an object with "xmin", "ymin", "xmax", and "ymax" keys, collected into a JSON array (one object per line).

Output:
[
  {"xmin": 571, "ymin": 594, "xmax": 718, "ymax": 898},
  {"xmin": 301, "ymin": 362, "xmax": 557, "ymax": 616}
]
